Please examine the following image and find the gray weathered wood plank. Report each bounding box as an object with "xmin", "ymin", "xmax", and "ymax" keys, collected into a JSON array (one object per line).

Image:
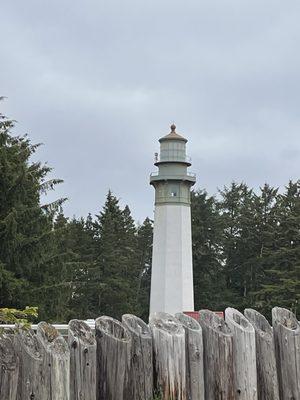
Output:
[
  {"xmin": 95, "ymin": 316, "xmax": 131, "ymax": 400},
  {"xmin": 244, "ymin": 308, "xmax": 279, "ymax": 400},
  {"xmin": 0, "ymin": 333, "xmax": 18, "ymax": 400},
  {"xmin": 272, "ymin": 307, "xmax": 300, "ymax": 399},
  {"xmin": 15, "ymin": 328, "xmax": 48, "ymax": 400},
  {"xmin": 149, "ymin": 312, "xmax": 186, "ymax": 400},
  {"xmin": 199, "ymin": 309, "xmax": 235, "ymax": 400},
  {"xmin": 175, "ymin": 313, "xmax": 205, "ymax": 400},
  {"xmin": 69, "ymin": 319, "xmax": 96, "ymax": 400},
  {"xmin": 37, "ymin": 321, "xmax": 70, "ymax": 400},
  {"xmin": 122, "ymin": 314, "xmax": 153, "ymax": 400},
  {"xmin": 225, "ymin": 307, "xmax": 257, "ymax": 400}
]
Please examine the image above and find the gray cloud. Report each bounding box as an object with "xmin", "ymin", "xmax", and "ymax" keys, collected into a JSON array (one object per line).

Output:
[{"xmin": 1, "ymin": 0, "xmax": 299, "ymax": 221}]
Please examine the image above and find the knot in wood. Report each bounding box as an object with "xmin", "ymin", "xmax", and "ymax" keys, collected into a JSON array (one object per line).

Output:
[
  {"xmin": 84, "ymin": 347, "xmax": 88, "ymax": 354},
  {"xmin": 72, "ymin": 340, "xmax": 77, "ymax": 349},
  {"xmin": 30, "ymin": 393, "xmax": 35, "ymax": 400}
]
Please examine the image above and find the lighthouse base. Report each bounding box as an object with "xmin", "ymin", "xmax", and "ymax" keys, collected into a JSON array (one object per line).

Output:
[{"xmin": 150, "ymin": 204, "xmax": 194, "ymax": 315}]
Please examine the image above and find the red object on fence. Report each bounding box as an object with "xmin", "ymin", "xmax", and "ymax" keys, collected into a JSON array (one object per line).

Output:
[
  {"xmin": 213, "ymin": 311, "xmax": 224, "ymax": 319},
  {"xmin": 184, "ymin": 311, "xmax": 200, "ymax": 321},
  {"xmin": 184, "ymin": 311, "xmax": 224, "ymax": 321}
]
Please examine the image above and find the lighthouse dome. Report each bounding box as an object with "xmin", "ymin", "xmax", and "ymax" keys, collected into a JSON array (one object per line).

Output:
[{"xmin": 159, "ymin": 124, "xmax": 188, "ymax": 143}]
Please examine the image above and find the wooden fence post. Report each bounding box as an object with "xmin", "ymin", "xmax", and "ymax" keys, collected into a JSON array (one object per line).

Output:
[
  {"xmin": 175, "ymin": 313, "xmax": 205, "ymax": 400},
  {"xmin": 244, "ymin": 308, "xmax": 279, "ymax": 400},
  {"xmin": 225, "ymin": 307, "xmax": 257, "ymax": 400},
  {"xmin": 68, "ymin": 319, "xmax": 96, "ymax": 400},
  {"xmin": 149, "ymin": 312, "xmax": 186, "ymax": 400},
  {"xmin": 122, "ymin": 314, "xmax": 153, "ymax": 400},
  {"xmin": 272, "ymin": 307, "xmax": 300, "ymax": 399},
  {"xmin": 37, "ymin": 322, "xmax": 70, "ymax": 400},
  {"xmin": 198, "ymin": 309, "xmax": 234, "ymax": 400},
  {"xmin": 15, "ymin": 329, "xmax": 48, "ymax": 400},
  {"xmin": 95, "ymin": 316, "xmax": 131, "ymax": 400},
  {"xmin": 0, "ymin": 333, "xmax": 18, "ymax": 400}
]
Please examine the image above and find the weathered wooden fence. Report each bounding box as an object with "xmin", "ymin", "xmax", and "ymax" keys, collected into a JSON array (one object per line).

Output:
[{"xmin": 0, "ymin": 307, "xmax": 299, "ymax": 400}]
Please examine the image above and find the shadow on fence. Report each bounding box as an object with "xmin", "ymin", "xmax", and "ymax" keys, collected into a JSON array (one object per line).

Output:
[{"xmin": 0, "ymin": 307, "xmax": 299, "ymax": 400}]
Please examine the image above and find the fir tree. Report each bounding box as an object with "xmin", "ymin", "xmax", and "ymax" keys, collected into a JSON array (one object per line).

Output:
[
  {"xmin": 0, "ymin": 104, "xmax": 66, "ymax": 315},
  {"xmin": 136, "ymin": 217, "xmax": 153, "ymax": 320},
  {"xmin": 93, "ymin": 191, "xmax": 139, "ymax": 318},
  {"xmin": 191, "ymin": 190, "xmax": 229, "ymax": 310},
  {"xmin": 255, "ymin": 181, "xmax": 300, "ymax": 317}
]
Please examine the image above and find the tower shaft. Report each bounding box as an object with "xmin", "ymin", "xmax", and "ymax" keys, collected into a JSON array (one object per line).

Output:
[{"xmin": 149, "ymin": 125, "xmax": 196, "ymax": 315}]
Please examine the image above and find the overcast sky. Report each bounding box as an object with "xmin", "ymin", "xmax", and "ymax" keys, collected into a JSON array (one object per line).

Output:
[{"xmin": 1, "ymin": 0, "xmax": 300, "ymax": 222}]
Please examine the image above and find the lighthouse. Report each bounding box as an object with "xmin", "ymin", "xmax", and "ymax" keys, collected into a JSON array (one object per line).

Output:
[{"xmin": 149, "ymin": 124, "xmax": 196, "ymax": 315}]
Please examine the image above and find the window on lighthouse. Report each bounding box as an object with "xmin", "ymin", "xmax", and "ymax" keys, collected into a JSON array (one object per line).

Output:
[{"xmin": 170, "ymin": 184, "xmax": 179, "ymax": 197}]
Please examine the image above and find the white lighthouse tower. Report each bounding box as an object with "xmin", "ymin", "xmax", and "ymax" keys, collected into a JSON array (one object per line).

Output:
[{"xmin": 150, "ymin": 124, "xmax": 196, "ymax": 315}]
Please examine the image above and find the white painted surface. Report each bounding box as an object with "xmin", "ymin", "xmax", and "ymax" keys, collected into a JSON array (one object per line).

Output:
[{"xmin": 150, "ymin": 204, "xmax": 194, "ymax": 315}]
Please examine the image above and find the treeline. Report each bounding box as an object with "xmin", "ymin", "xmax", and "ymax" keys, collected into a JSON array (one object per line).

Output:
[
  {"xmin": 0, "ymin": 108, "xmax": 299, "ymax": 322},
  {"xmin": 192, "ymin": 183, "xmax": 299, "ymax": 319}
]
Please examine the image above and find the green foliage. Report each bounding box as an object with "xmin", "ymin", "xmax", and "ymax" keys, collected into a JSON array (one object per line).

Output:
[
  {"xmin": 0, "ymin": 306, "xmax": 38, "ymax": 328},
  {"xmin": 0, "ymin": 101, "xmax": 67, "ymax": 320},
  {"xmin": 191, "ymin": 181, "xmax": 299, "ymax": 318},
  {"xmin": 136, "ymin": 217, "xmax": 153, "ymax": 320},
  {"xmin": 91, "ymin": 192, "xmax": 141, "ymax": 318}
]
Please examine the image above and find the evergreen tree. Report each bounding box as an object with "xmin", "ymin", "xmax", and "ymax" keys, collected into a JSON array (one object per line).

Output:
[
  {"xmin": 92, "ymin": 191, "xmax": 139, "ymax": 319},
  {"xmin": 68, "ymin": 214, "xmax": 98, "ymax": 319},
  {"xmin": 0, "ymin": 105, "xmax": 66, "ymax": 316},
  {"xmin": 191, "ymin": 190, "xmax": 229, "ymax": 310},
  {"xmin": 218, "ymin": 182, "xmax": 256, "ymax": 309},
  {"xmin": 255, "ymin": 181, "xmax": 300, "ymax": 317},
  {"xmin": 136, "ymin": 217, "xmax": 153, "ymax": 320}
]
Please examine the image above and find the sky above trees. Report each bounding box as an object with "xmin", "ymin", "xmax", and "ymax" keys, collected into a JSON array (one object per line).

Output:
[{"xmin": 1, "ymin": 0, "xmax": 300, "ymax": 221}]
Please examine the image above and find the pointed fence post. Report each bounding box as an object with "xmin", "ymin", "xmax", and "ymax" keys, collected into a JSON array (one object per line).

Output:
[
  {"xmin": 175, "ymin": 312, "xmax": 205, "ymax": 400},
  {"xmin": 122, "ymin": 314, "xmax": 153, "ymax": 400},
  {"xmin": 15, "ymin": 329, "xmax": 48, "ymax": 400},
  {"xmin": 244, "ymin": 309, "xmax": 279, "ymax": 400},
  {"xmin": 68, "ymin": 320, "xmax": 96, "ymax": 400},
  {"xmin": 272, "ymin": 307, "xmax": 300, "ymax": 399},
  {"xmin": 149, "ymin": 312, "xmax": 186, "ymax": 400},
  {"xmin": 0, "ymin": 333, "xmax": 18, "ymax": 400},
  {"xmin": 95, "ymin": 316, "xmax": 132, "ymax": 400},
  {"xmin": 37, "ymin": 322, "xmax": 70, "ymax": 400},
  {"xmin": 225, "ymin": 307, "xmax": 257, "ymax": 400},
  {"xmin": 199, "ymin": 309, "xmax": 234, "ymax": 400}
]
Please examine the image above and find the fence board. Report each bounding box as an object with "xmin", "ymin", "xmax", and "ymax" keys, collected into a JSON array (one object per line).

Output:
[
  {"xmin": 149, "ymin": 312, "xmax": 186, "ymax": 400},
  {"xmin": 15, "ymin": 329, "xmax": 48, "ymax": 400},
  {"xmin": 272, "ymin": 307, "xmax": 300, "ymax": 399},
  {"xmin": 244, "ymin": 309, "xmax": 279, "ymax": 400},
  {"xmin": 37, "ymin": 322, "xmax": 70, "ymax": 400},
  {"xmin": 69, "ymin": 319, "xmax": 96, "ymax": 400},
  {"xmin": 0, "ymin": 333, "xmax": 18, "ymax": 400},
  {"xmin": 175, "ymin": 312, "xmax": 205, "ymax": 400},
  {"xmin": 95, "ymin": 316, "xmax": 131, "ymax": 400},
  {"xmin": 122, "ymin": 314, "xmax": 153, "ymax": 400},
  {"xmin": 199, "ymin": 309, "xmax": 234, "ymax": 400},
  {"xmin": 225, "ymin": 307, "xmax": 257, "ymax": 400}
]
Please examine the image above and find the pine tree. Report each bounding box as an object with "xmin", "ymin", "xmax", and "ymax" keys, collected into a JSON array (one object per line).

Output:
[
  {"xmin": 136, "ymin": 217, "xmax": 153, "ymax": 320},
  {"xmin": 191, "ymin": 189, "xmax": 228, "ymax": 310},
  {"xmin": 255, "ymin": 181, "xmax": 300, "ymax": 317},
  {"xmin": 0, "ymin": 104, "xmax": 66, "ymax": 315},
  {"xmin": 218, "ymin": 182, "xmax": 257, "ymax": 309},
  {"xmin": 92, "ymin": 191, "xmax": 139, "ymax": 318}
]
